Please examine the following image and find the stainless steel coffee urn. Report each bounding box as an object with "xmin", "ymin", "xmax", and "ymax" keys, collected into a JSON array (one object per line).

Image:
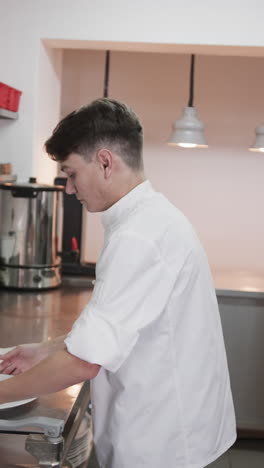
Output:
[{"xmin": 0, "ymin": 178, "xmax": 64, "ymax": 289}]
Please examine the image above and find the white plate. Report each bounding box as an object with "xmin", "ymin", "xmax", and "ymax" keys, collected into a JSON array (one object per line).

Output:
[{"xmin": 0, "ymin": 375, "xmax": 37, "ymax": 410}]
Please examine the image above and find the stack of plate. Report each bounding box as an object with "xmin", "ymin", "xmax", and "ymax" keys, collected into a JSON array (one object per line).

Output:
[
  {"xmin": 0, "ymin": 163, "xmax": 16, "ymax": 183},
  {"xmin": 67, "ymin": 411, "xmax": 93, "ymax": 468}
]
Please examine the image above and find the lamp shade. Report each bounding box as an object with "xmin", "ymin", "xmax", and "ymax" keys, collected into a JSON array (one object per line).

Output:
[
  {"xmin": 249, "ymin": 123, "xmax": 264, "ymax": 152},
  {"xmin": 167, "ymin": 107, "xmax": 208, "ymax": 148}
]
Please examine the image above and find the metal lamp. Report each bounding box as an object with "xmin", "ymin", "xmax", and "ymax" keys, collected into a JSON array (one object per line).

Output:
[
  {"xmin": 249, "ymin": 123, "xmax": 264, "ymax": 153},
  {"xmin": 167, "ymin": 55, "xmax": 208, "ymax": 149}
]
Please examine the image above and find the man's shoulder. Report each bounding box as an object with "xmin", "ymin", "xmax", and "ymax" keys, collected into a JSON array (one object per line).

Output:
[{"xmin": 110, "ymin": 195, "xmax": 195, "ymax": 253}]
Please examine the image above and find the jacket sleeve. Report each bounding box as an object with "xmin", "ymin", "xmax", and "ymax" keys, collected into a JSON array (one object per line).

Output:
[{"xmin": 65, "ymin": 231, "xmax": 177, "ymax": 372}]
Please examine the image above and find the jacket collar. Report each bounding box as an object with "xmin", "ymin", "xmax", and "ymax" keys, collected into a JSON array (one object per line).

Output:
[{"xmin": 102, "ymin": 180, "xmax": 153, "ymax": 231}]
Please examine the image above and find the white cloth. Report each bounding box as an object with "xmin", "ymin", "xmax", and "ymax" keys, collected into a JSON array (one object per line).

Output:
[{"xmin": 65, "ymin": 181, "xmax": 236, "ymax": 468}]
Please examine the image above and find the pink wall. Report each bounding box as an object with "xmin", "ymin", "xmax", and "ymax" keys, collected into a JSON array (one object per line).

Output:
[{"xmin": 61, "ymin": 50, "xmax": 264, "ymax": 273}]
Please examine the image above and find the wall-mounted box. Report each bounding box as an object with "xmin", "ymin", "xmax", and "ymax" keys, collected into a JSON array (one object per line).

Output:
[{"xmin": 0, "ymin": 82, "xmax": 22, "ymax": 112}]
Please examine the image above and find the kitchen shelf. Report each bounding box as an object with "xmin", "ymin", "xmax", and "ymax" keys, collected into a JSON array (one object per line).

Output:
[{"xmin": 0, "ymin": 107, "xmax": 18, "ymax": 119}]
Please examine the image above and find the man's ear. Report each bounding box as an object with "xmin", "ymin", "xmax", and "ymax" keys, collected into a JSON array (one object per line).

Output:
[{"xmin": 96, "ymin": 149, "xmax": 113, "ymax": 178}]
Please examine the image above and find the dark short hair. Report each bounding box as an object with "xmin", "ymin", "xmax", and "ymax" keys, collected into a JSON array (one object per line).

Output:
[{"xmin": 45, "ymin": 98, "xmax": 144, "ymax": 171}]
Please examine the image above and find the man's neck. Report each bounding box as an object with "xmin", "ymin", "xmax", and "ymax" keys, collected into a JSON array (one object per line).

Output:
[{"xmin": 107, "ymin": 171, "xmax": 146, "ymax": 210}]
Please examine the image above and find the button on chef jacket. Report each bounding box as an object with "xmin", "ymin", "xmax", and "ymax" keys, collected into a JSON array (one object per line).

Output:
[{"xmin": 65, "ymin": 181, "xmax": 236, "ymax": 468}]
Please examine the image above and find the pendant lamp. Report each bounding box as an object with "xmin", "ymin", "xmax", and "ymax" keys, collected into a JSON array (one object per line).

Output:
[
  {"xmin": 167, "ymin": 55, "xmax": 208, "ymax": 149},
  {"xmin": 103, "ymin": 50, "xmax": 110, "ymax": 98},
  {"xmin": 249, "ymin": 123, "xmax": 264, "ymax": 152}
]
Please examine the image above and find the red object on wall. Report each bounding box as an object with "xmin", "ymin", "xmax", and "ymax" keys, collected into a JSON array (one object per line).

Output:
[
  {"xmin": 0, "ymin": 83, "xmax": 9, "ymax": 109},
  {"xmin": 71, "ymin": 237, "xmax": 79, "ymax": 251},
  {"xmin": 0, "ymin": 82, "xmax": 22, "ymax": 112}
]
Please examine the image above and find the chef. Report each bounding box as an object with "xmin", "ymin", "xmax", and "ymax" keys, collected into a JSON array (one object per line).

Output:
[{"xmin": 0, "ymin": 98, "xmax": 236, "ymax": 468}]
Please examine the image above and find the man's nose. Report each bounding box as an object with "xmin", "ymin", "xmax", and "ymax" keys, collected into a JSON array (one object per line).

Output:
[{"xmin": 65, "ymin": 178, "xmax": 76, "ymax": 195}]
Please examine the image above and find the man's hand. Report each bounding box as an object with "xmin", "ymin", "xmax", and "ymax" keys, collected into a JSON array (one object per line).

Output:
[
  {"xmin": 0, "ymin": 343, "xmax": 48, "ymax": 375},
  {"xmin": 0, "ymin": 336, "xmax": 67, "ymax": 375}
]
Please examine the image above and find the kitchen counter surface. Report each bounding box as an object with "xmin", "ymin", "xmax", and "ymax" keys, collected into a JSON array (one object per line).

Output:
[
  {"xmin": 0, "ymin": 283, "xmax": 93, "ymax": 467},
  {"xmin": 0, "ymin": 272, "xmax": 264, "ymax": 466},
  {"xmin": 213, "ymin": 269, "xmax": 264, "ymax": 298}
]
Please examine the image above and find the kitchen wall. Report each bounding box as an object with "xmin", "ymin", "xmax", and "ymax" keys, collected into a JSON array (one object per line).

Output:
[
  {"xmin": 61, "ymin": 49, "xmax": 264, "ymax": 274},
  {"xmin": 1, "ymin": 1, "xmax": 264, "ymax": 275},
  {"xmin": 1, "ymin": 0, "xmax": 264, "ymax": 182}
]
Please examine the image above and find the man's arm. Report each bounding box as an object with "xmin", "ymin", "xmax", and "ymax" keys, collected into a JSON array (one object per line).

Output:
[{"xmin": 0, "ymin": 348, "xmax": 100, "ymax": 405}]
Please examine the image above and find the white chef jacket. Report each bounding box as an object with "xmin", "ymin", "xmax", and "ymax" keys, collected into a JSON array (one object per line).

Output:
[{"xmin": 65, "ymin": 180, "xmax": 236, "ymax": 468}]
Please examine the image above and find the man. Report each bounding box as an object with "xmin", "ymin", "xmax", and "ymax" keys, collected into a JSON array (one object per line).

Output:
[{"xmin": 0, "ymin": 98, "xmax": 236, "ymax": 468}]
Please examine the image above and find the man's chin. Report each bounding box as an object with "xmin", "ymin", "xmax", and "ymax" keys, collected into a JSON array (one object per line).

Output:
[
  {"xmin": 84, "ymin": 204, "xmax": 99, "ymax": 213},
  {"xmin": 82, "ymin": 201, "xmax": 106, "ymax": 213}
]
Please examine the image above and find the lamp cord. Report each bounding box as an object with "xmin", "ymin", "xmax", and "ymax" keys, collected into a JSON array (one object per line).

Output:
[
  {"xmin": 103, "ymin": 50, "xmax": 110, "ymax": 98},
  {"xmin": 188, "ymin": 54, "xmax": 195, "ymax": 107}
]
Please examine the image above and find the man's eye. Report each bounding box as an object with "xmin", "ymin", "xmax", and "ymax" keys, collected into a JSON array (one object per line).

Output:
[{"xmin": 69, "ymin": 173, "xmax": 75, "ymax": 179}]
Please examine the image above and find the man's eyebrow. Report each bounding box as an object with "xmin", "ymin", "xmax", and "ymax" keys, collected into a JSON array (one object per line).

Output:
[{"xmin": 61, "ymin": 165, "xmax": 69, "ymax": 172}]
